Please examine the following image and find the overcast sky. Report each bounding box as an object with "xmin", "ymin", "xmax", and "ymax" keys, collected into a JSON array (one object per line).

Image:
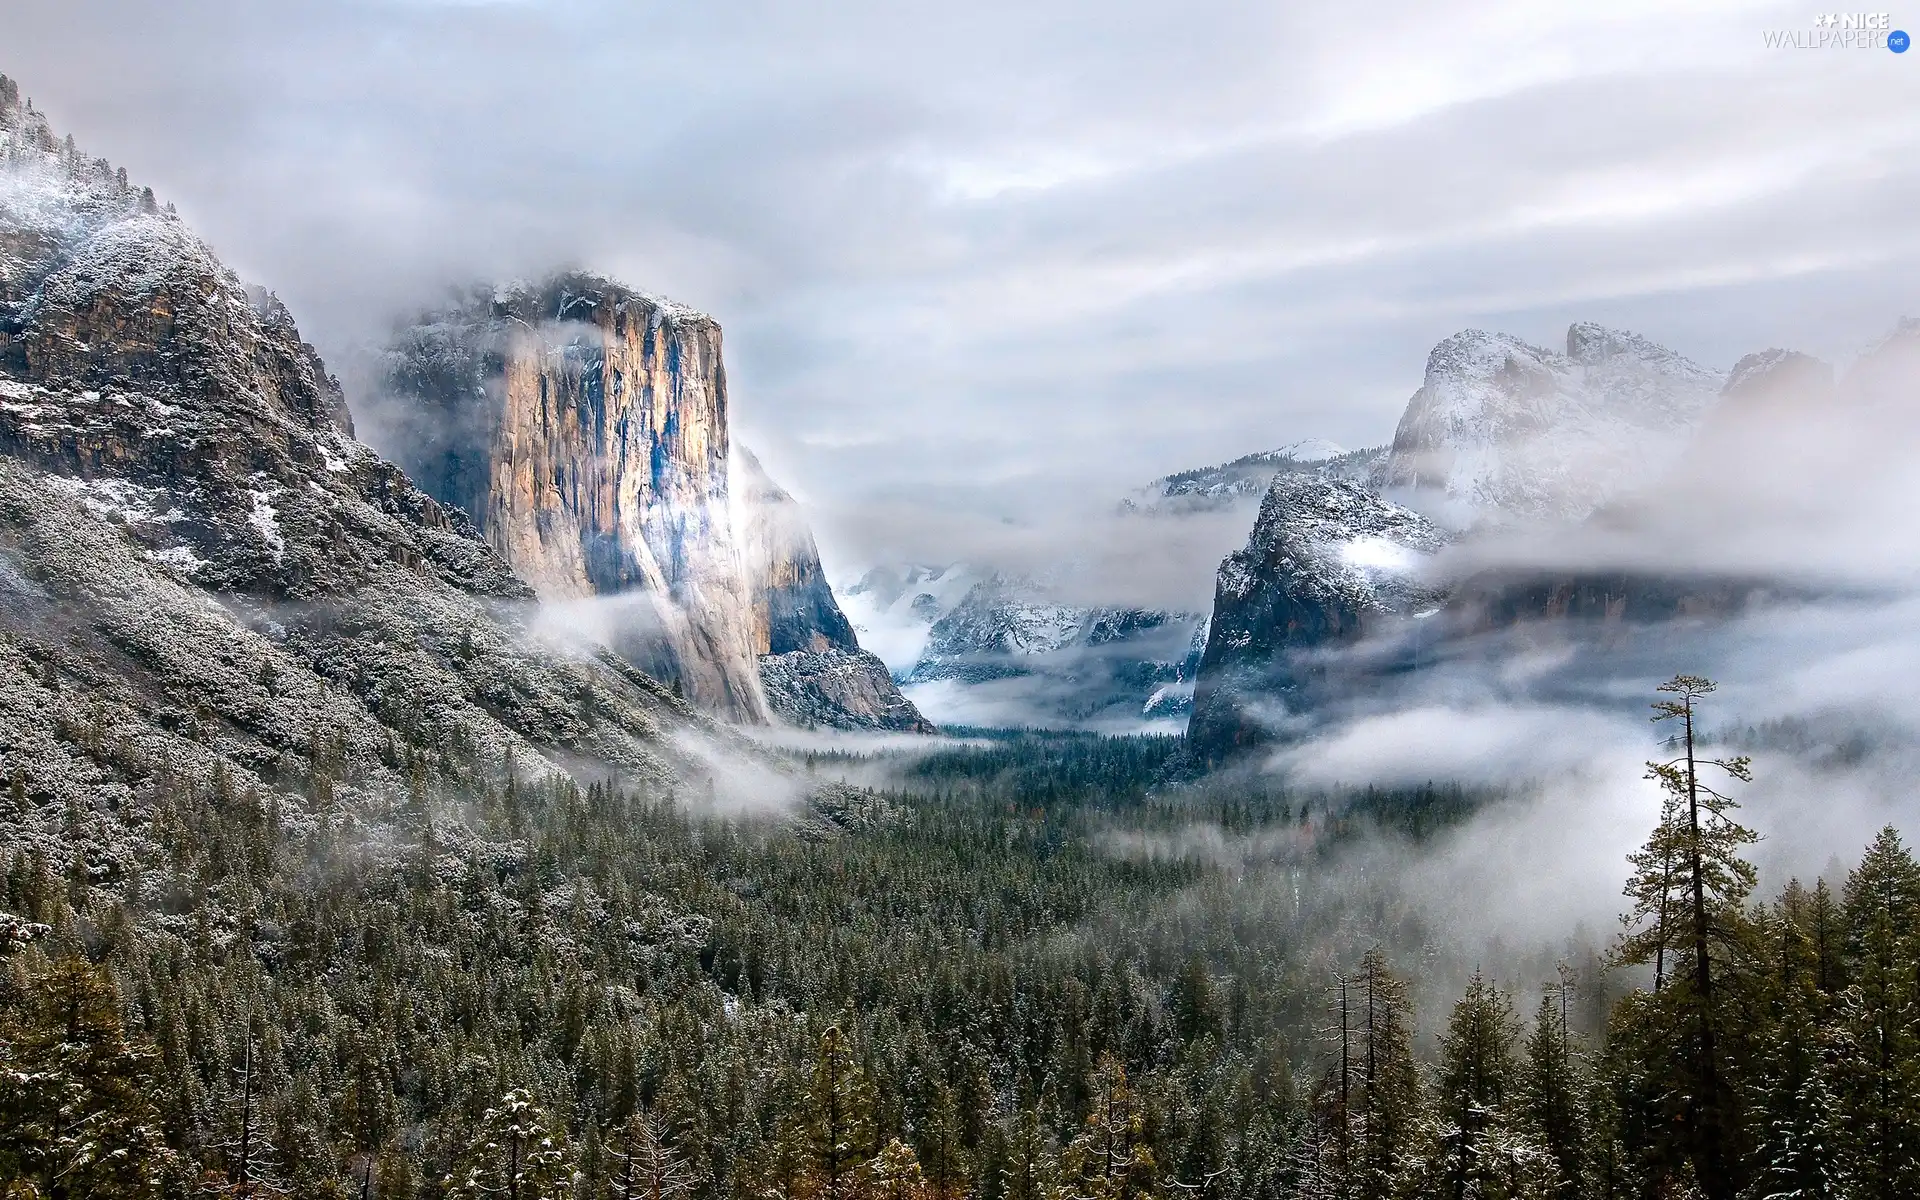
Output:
[{"xmin": 8, "ymin": 0, "xmax": 1920, "ymax": 576}]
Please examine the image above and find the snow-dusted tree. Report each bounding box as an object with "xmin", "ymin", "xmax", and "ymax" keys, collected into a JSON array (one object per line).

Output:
[
  {"xmin": 869, "ymin": 1139, "xmax": 930, "ymax": 1200},
  {"xmin": 0, "ymin": 953, "xmax": 188, "ymax": 1198},
  {"xmin": 1000, "ymin": 1104, "xmax": 1055, "ymax": 1200},
  {"xmin": 1611, "ymin": 675, "xmax": 1757, "ymax": 1200},
  {"xmin": 1054, "ymin": 1055, "xmax": 1156, "ymax": 1200},
  {"xmin": 444, "ymin": 1089, "xmax": 575, "ymax": 1200},
  {"xmin": 1351, "ymin": 948, "xmax": 1421, "ymax": 1200},
  {"xmin": 202, "ymin": 1027, "xmax": 288, "ymax": 1197},
  {"xmin": 1518, "ymin": 980, "xmax": 1589, "ymax": 1199},
  {"xmin": 608, "ymin": 1111, "xmax": 693, "ymax": 1200},
  {"xmin": 1741, "ymin": 882, "xmax": 1842, "ymax": 1200},
  {"xmin": 1831, "ymin": 827, "xmax": 1920, "ymax": 1199},
  {"xmin": 808, "ymin": 1027, "xmax": 875, "ymax": 1200},
  {"xmin": 1420, "ymin": 972, "xmax": 1555, "ymax": 1200}
]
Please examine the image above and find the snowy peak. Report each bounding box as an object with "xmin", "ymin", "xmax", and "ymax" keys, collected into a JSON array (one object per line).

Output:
[{"xmin": 1380, "ymin": 323, "xmax": 1723, "ymax": 524}]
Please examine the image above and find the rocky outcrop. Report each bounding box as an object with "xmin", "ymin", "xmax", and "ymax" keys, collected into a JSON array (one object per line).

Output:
[
  {"xmin": 1187, "ymin": 475, "xmax": 1449, "ymax": 764},
  {"xmin": 0, "ymin": 80, "xmax": 725, "ymax": 855},
  {"xmin": 759, "ymin": 649, "xmax": 936, "ymax": 733},
  {"xmin": 380, "ymin": 276, "xmax": 769, "ymax": 721},
  {"xmin": 732, "ymin": 446, "xmax": 931, "ymax": 731}
]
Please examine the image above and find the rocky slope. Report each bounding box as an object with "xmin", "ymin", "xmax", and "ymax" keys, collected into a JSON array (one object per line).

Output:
[
  {"xmin": 732, "ymin": 446, "xmax": 931, "ymax": 732},
  {"xmin": 1378, "ymin": 323, "xmax": 1723, "ymax": 525},
  {"xmin": 379, "ymin": 279, "xmax": 927, "ymax": 732},
  {"xmin": 0, "ymin": 78, "xmax": 752, "ymax": 873},
  {"xmin": 1187, "ymin": 476, "xmax": 1450, "ymax": 763}
]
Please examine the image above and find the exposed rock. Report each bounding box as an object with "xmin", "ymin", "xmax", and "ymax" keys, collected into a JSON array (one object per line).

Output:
[
  {"xmin": 379, "ymin": 276, "xmax": 769, "ymax": 721},
  {"xmin": 1121, "ymin": 444, "xmax": 1386, "ymax": 516},
  {"xmin": 733, "ymin": 445, "xmax": 859, "ymax": 656},
  {"xmin": 732, "ymin": 446, "xmax": 930, "ymax": 731},
  {"xmin": 759, "ymin": 648, "xmax": 936, "ymax": 733},
  {"xmin": 1186, "ymin": 475, "xmax": 1450, "ymax": 764}
]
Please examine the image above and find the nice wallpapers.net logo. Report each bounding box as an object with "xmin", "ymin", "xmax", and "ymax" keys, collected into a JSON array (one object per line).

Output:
[{"xmin": 1764, "ymin": 12, "xmax": 1910, "ymax": 49}]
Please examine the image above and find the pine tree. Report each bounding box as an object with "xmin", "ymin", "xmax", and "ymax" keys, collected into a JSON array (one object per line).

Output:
[
  {"xmin": 1351, "ymin": 949, "xmax": 1420, "ymax": 1200},
  {"xmin": 1518, "ymin": 982, "xmax": 1587, "ymax": 1199},
  {"xmin": 1612, "ymin": 675, "xmax": 1757, "ymax": 1200},
  {"xmin": 444, "ymin": 1089, "xmax": 575, "ymax": 1200},
  {"xmin": 609, "ymin": 1112, "xmax": 694, "ymax": 1200},
  {"xmin": 1831, "ymin": 827, "xmax": 1920, "ymax": 1199},
  {"xmin": 1742, "ymin": 883, "xmax": 1842, "ymax": 1200},
  {"xmin": 1055, "ymin": 1055, "xmax": 1156, "ymax": 1200},
  {"xmin": 1424, "ymin": 972, "xmax": 1544, "ymax": 1200},
  {"xmin": 1001, "ymin": 1106, "xmax": 1055, "ymax": 1200},
  {"xmin": 809, "ymin": 1027, "xmax": 876, "ymax": 1200},
  {"xmin": 0, "ymin": 954, "xmax": 188, "ymax": 1199},
  {"xmin": 870, "ymin": 1140, "xmax": 930, "ymax": 1200}
]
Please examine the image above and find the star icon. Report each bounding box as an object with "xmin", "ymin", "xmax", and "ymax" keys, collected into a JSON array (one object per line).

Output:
[{"xmin": 1814, "ymin": 12, "xmax": 1834, "ymax": 26}]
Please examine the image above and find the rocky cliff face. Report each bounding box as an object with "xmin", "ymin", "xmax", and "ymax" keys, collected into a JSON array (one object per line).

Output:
[
  {"xmin": 380, "ymin": 278, "xmax": 929, "ymax": 733},
  {"xmin": 380, "ymin": 277, "xmax": 770, "ymax": 722},
  {"xmin": 0, "ymin": 80, "xmax": 729, "ymax": 863},
  {"xmin": 1186, "ymin": 475, "xmax": 1449, "ymax": 763},
  {"xmin": 732, "ymin": 446, "xmax": 931, "ymax": 732}
]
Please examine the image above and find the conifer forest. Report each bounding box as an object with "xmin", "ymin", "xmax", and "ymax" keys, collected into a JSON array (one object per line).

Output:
[{"xmin": 4, "ymin": 677, "xmax": 1915, "ymax": 1199}]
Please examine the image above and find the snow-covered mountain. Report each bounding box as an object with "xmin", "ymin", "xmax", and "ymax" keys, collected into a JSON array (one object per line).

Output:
[
  {"xmin": 1186, "ymin": 322, "xmax": 1757, "ymax": 762},
  {"xmin": 1379, "ymin": 323, "xmax": 1723, "ymax": 526},
  {"xmin": 1187, "ymin": 476, "xmax": 1450, "ymax": 763}
]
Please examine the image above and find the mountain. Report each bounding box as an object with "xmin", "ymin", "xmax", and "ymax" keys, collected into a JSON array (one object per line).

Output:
[
  {"xmin": 0, "ymin": 78, "xmax": 732, "ymax": 844},
  {"xmin": 1378, "ymin": 323, "xmax": 1723, "ymax": 525},
  {"xmin": 1187, "ymin": 323, "xmax": 1750, "ymax": 763},
  {"xmin": 378, "ymin": 279, "xmax": 929, "ymax": 733},
  {"xmin": 1187, "ymin": 476, "xmax": 1449, "ymax": 763},
  {"xmin": 733, "ymin": 447, "xmax": 933, "ymax": 732}
]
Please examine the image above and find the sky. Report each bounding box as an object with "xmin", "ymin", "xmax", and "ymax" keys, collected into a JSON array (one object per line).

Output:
[{"xmin": 7, "ymin": 0, "xmax": 1920, "ymax": 581}]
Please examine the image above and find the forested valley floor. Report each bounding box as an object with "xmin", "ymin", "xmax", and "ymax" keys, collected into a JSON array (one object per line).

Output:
[{"xmin": 4, "ymin": 705, "xmax": 1918, "ymax": 1199}]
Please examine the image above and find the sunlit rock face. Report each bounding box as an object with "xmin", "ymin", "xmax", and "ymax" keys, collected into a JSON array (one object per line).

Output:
[
  {"xmin": 380, "ymin": 275, "xmax": 769, "ymax": 722},
  {"xmin": 733, "ymin": 446, "xmax": 931, "ymax": 732}
]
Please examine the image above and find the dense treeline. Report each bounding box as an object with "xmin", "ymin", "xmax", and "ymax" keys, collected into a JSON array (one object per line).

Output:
[{"xmin": 0, "ymin": 677, "xmax": 1915, "ymax": 1198}]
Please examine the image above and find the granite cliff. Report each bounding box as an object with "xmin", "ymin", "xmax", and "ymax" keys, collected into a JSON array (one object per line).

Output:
[{"xmin": 380, "ymin": 281, "xmax": 928, "ymax": 732}]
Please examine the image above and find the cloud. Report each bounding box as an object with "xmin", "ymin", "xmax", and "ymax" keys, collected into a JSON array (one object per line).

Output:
[{"xmin": 7, "ymin": 0, "xmax": 1918, "ymax": 590}]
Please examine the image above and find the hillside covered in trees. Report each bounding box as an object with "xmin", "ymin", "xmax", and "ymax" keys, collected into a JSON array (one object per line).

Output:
[{"xmin": 3, "ymin": 678, "xmax": 1917, "ymax": 1198}]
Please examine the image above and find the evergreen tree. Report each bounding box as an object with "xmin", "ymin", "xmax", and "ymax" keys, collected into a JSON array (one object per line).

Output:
[
  {"xmin": 610, "ymin": 1112, "xmax": 694, "ymax": 1200},
  {"xmin": 809, "ymin": 1028, "xmax": 876, "ymax": 1200},
  {"xmin": 1831, "ymin": 827, "xmax": 1920, "ymax": 1199},
  {"xmin": 1741, "ymin": 884, "xmax": 1841, "ymax": 1200},
  {"xmin": 1518, "ymin": 984, "xmax": 1586, "ymax": 1200},
  {"xmin": 444, "ymin": 1089, "xmax": 575, "ymax": 1200},
  {"xmin": 1055, "ymin": 1056, "xmax": 1155, "ymax": 1200},
  {"xmin": 0, "ymin": 954, "xmax": 188, "ymax": 1199},
  {"xmin": 871, "ymin": 1140, "xmax": 930, "ymax": 1200},
  {"xmin": 1351, "ymin": 949, "xmax": 1420, "ymax": 1200},
  {"xmin": 1612, "ymin": 675, "xmax": 1757, "ymax": 1200},
  {"xmin": 1423, "ymin": 973, "xmax": 1551, "ymax": 1200}
]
